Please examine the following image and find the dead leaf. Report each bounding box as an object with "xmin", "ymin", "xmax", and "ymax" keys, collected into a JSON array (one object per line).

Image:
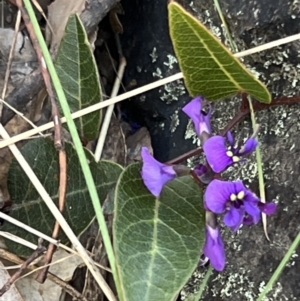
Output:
[
  {"xmin": 126, "ymin": 127, "xmax": 153, "ymax": 164},
  {"xmin": 15, "ymin": 249, "xmax": 83, "ymax": 301},
  {"xmin": 46, "ymin": 0, "xmax": 86, "ymax": 54},
  {"xmin": 0, "ymin": 261, "xmax": 24, "ymax": 301}
]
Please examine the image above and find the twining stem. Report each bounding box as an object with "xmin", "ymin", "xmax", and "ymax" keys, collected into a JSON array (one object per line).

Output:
[
  {"xmin": 22, "ymin": 1, "xmax": 123, "ymax": 300},
  {"xmin": 193, "ymin": 265, "xmax": 213, "ymax": 301},
  {"xmin": 256, "ymin": 232, "xmax": 300, "ymax": 301},
  {"xmin": 247, "ymin": 96, "xmax": 270, "ymax": 241},
  {"xmin": 213, "ymin": 0, "xmax": 238, "ymax": 52}
]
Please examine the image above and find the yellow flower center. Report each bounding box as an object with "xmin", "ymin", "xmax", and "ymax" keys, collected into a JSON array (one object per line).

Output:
[
  {"xmin": 237, "ymin": 191, "xmax": 245, "ymax": 200},
  {"xmin": 232, "ymin": 156, "xmax": 240, "ymax": 162},
  {"xmin": 230, "ymin": 194, "xmax": 237, "ymax": 201},
  {"xmin": 230, "ymin": 191, "xmax": 244, "ymax": 202},
  {"xmin": 226, "ymin": 151, "xmax": 233, "ymax": 157}
]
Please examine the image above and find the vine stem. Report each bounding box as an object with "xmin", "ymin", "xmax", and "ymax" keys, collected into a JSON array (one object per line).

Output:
[{"xmin": 21, "ymin": 1, "xmax": 123, "ymax": 300}]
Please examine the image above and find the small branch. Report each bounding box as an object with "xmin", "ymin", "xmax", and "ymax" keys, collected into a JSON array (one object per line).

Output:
[
  {"xmin": 0, "ymin": 242, "xmax": 46, "ymax": 297},
  {"xmin": 16, "ymin": 0, "xmax": 63, "ymax": 149},
  {"xmin": 0, "ymin": 10, "xmax": 21, "ymax": 118},
  {"xmin": 1, "ymin": 31, "xmax": 300, "ymax": 146},
  {"xmin": 166, "ymin": 100, "xmax": 249, "ymax": 164},
  {"xmin": 247, "ymin": 96, "xmax": 270, "ymax": 241},
  {"xmin": 0, "ymin": 122, "xmax": 117, "ymax": 301},
  {"xmin": 0, "ymin": 247, "xmax": 88, "ymax": 301},
  {"xmin": 167, "ymin": 94, "xmax": 300, "ymax": 164},
  {"xmin": 16, "ymin": 0, "xmax": 67, "ymax": 283}
]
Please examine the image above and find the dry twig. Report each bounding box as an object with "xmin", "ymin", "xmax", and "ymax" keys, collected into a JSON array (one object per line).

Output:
[
  {"xmin": 15, "ymin": 0, "xmax": 68, "ymax": 282},
  {"xmin": 94, "ymin": 54, "xmax": 127, "ymax": 161},
  {"xmin": 0, "ymin": 241, "xmax": 46, "ymax": 297},
  {"xmin": 36, "ymin": 150, "xmax": 68, "ymax": 283},
  {"xmin": 0, "ymin": 247, "xmax": 88, "ymax": 301},
  {"xmin": 16, "ymin": 0, "xmax": 63, "ymax": 148}
]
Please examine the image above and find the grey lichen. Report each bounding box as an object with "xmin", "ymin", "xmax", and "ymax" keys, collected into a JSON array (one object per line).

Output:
[
  {"xmin": 158, "ymin": 121, "xmax": 165, "ymax": 130},
  {"xmin": 150, "ymin": 47, "xmax": 158, "ymax": 63},
  {"xmin": 184, "ymin": 119, "xmax": 200, "ymax": 146},
  {"xmin": 152, "ymin": 67, "xmax": 163, "ymax": 78},
  {"xmin": 159, "ymin": 79, "xmax": 186, "ymax": 104},
  {"xmin": 139, "ymin": 95, "xmax": 146, "ymax": 102},
  {"xmin": 170, "ymin": 110, "xmax": 180, "ymax": 133},
  {"xmin": 163, "ymin": 54, "xmax": 178, "ymax": 69}
]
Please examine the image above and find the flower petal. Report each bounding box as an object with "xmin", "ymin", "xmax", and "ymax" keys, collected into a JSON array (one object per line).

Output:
[
  {"xmin": 239, "ymin": 138, "xmax": 258, "ymax": 155},
  {"xmin": 243, "ymin": 215, "xmax": 254, "ymax": 225},
  {"xmin": 227, "ymin": 131, "xmax": 235, "ymax": 145},
  {"xmin": 243, "ymin": 191, "xmax": 261, "ymax": 221},
  {"xmin": 205, "ymin": 180, "xmax": 236, "ymax": 213},
  {"xmin": 203, "ymin": 225, "xmax": 226, "ymax": 271},
  {"xmin": 232, "ymin": 180, "xmax": 248, "ymax": 193},
  {"xmin": 194, "ymin": 164, "xmax": 208, "ymax": 177},
  {"xmin": 141, "ymin": 147, "xmax": 176, "ymax": 197},
  {"xmin": 182, "ymin": 96, "xmax": 211, "ymax": 136},
  {"xmin": 204, "ymin": 136, "xmax": 233, "ymax": 173},
  {"xmin": 224, "ymin": 207, "xmax": 244, "ymax": 231},
  {"xmin": 258, "ymin": 202, "xmax": 277, "ymax": 215}
]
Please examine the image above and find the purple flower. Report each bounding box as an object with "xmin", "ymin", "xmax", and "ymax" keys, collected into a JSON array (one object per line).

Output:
[
  {"xmin": 193, "ymin": 164, "xmax": 208, "ymax": 177},
  {"xmin": 141, "ymin": 147, "xmax": 176, "ymax": 197},
  {"xmin": 203, "ymin": 132, "xmax": 258, "ymax": 173},
  {"xmin": 205, "ymin": 180, "xmax": 276, "ymax": 232},
  {"xmin": 182, "ymin": 96, "xmax": 212, "ymax": 137},
  {"xmin": 203, "ymin": 225, "xmax": 226, "ymax": 271}
]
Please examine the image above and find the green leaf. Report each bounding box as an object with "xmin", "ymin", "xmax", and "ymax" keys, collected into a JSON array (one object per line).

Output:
[
  {"xmin": 3, "ymin": 138, "xmax": 123, "ymax": 256},
  {"xmin": 55, "ymin": 14, "xmax": 102, "ymax": 140},
  {"xmin": 168, "ymin": 2, "xmax": 271, "ymax": 103},
  {"xmin": 114, "ymin": 163, "xmax": 205, "ymax": 301}
]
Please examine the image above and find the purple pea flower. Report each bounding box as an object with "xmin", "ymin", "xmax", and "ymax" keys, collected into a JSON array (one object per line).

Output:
[
  {"xmin": 205, "ymin": 180, "xmax": 277, "ymax": 232},
  {"xmin": 203, "ymin": 225, "xmax": 226, "ymax": 271},
  {"xmin": 182, "ymin": 96, "xmax": 212, "ymax": 137},
  {"xmin": 193, "ymin": 164, "xmax": 208, "ymax": 177},
  {"xmin": 141, "ymin": 147, "xmax": 176, "ymax": 197},
  {"xmin": 203, "ymin": 131, "xmax": 258, "ymax": 173}
]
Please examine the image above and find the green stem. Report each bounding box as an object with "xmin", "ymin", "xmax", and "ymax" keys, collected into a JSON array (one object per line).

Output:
[
  {"xmin": 194, "ymin": 266, "xmax": 213, "ymax": 300},
  {"xmin": 213, "ymin": 2, "xmax": 297, "ymax": 300},
  {"xmin": 247, "ymin": 96, "xmax": 266, "ymax": 221},
  {"xmin": 256, "ymin": 232, "xmax": 300, "ymax": 301},
  {"xmin": 22, "ymin": 1, "xmax": 123, "ymax": 299},
  {"xmin": 213, "ymin": 0, "xmax": 238, "ymax": 52}
]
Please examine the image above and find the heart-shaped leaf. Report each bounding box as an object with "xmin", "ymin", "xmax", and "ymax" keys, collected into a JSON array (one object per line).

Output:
[
  {"xmin": 55, "ymin": 14, "xmax": 102, "ymax": 140},
  {"xmin": 114, "ymin": 163, "xmax": 205, "ymax": 301},
  {"xmin": 3, "ymin": 138, "xmax": 123, "ymax": 256},
  {"xmin": 168, "ymin": 2, "xmax": 271, "ymax": 103}
]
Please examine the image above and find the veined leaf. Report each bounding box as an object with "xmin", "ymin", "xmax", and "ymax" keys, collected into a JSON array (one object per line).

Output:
[
  {"xmin": 55, "ymin": 14, "xmax": 102, "ymax": 140},
  {"xmin": 168, "ymin": 2, "xmax": 271, "ymax": 103},
  {"xmin": 114, "ymin": 163, "xmax": 205, "ymax": 301},
  {"xmin": 3, "ymin": 138, "xmax": 123, "ymax": 256}
]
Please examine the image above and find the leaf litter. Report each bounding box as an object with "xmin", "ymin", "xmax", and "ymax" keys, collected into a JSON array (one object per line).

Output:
[{"xmin": 0, "ymin": 0, "xmax": 145, "ymax": 300}]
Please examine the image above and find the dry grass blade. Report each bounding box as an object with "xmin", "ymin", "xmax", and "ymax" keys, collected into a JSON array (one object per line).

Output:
[
  {"xmin": 0, "ymin": 231, "xmax": 39, "ymax": 250},
  {"xmin": 94, "ymin": 56, "xmax": 127, "ymax": 162},
  {"xmin": 0, "ymin": 10, "xmax": 43, "ymax": 134},
  {"xmin": 0, "ymin": 242, "xmax": 46, "ymax": 297},
  {"xmin": 0, "ymin": 219, "xmax": 112, "ymax": 273},
  {"xmin": 0, "ymin": 248, "xmax": 88, "ymax": 301},
  {"xmin": 16, "ymin": 0, "xmax": 64, "ymax": 148},
  {"xmin": 1, "ymin": 31, "xmax": 300, "ymax": 148},
  {"xmin": 0, "ymin": 123, "xmax": 117, "ymax": 301},
  {"xmin": 0, "ymin": 10, "xmax": 21, "ymax": 118},
  {"xmin": 30, "ymin": 0, "xmax": 54, "ymax": 34}
]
